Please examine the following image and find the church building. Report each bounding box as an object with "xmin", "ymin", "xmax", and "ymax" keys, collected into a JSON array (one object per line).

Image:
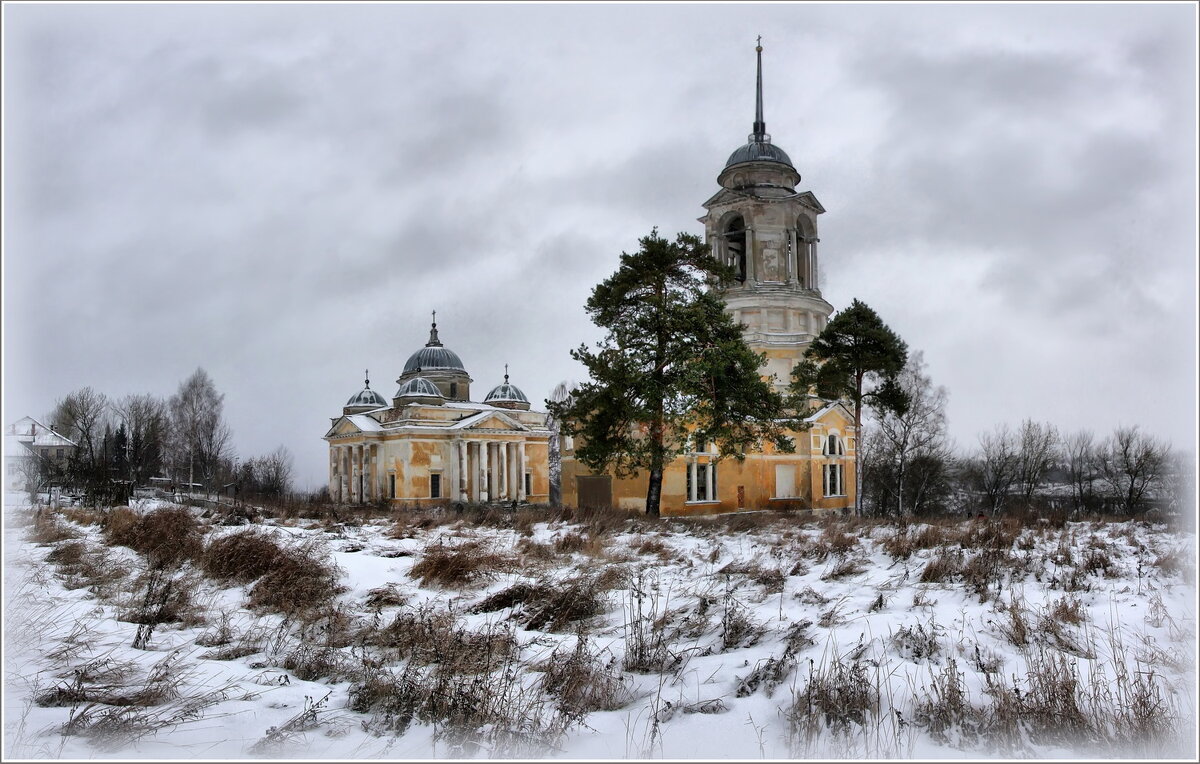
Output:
[
  {"xmin": 325, "ymin": 43, "xmax": 853, "ymax": 516},
  {"xmin": 324, "ymin": 316, "xmax": 552, "ymax": 506},
  {"xmin": 559, "ymin": 43, "xmax": 856, "ymax": 516}
]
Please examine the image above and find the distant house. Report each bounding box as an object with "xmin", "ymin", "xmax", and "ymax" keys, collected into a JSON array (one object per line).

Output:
[{"xmin": 5, "ymin": 416, "xmax": 77, "ymax": 492}]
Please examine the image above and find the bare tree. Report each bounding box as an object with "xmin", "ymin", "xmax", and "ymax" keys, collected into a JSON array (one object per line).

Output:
[
  {"xmin": 975, "ymin": 424, "xmax": 1020, "ymax": 516},
  {"xmin": 545, "ymin": 380, "xmax": 574, "ymax": 508},
  {"xmin": 864, "ymin": 350, "xmax": 951, "ymax": 517},
  {"xmin": 49, "ymin": 387, "xmax": 110, "ymax": 470},
  {"xmin": 1062, "ymin": 429, "xmax": 1098, "ymax": 514},
  {"xmin": 1097, "ymin": 425, "xmax": 1171, "ymax": 514},
  {"xmin": 257, "ymin": 446, "xmax": 294, "ymax": 497},
  {"xmin": 168, "ymin": 368, "xmax": 234, "ymax": 493},
  {"xmin": 1015, "ymin": 419, "xmax": 1059, "ymax": 506},
  {"xmin": 112, "ymin": 394, "xmax": 170, "ymax": 485}
]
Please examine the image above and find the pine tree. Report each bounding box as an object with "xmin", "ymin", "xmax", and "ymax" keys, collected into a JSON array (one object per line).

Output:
[
  {"xmin": 548, "ymin": 229, "xmax": 788, "ymax": 517},
  {"xmin": 790, "ymin": 298, "xmax": 909, "ymax": 515}
]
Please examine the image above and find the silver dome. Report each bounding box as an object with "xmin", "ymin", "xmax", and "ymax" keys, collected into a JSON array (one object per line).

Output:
[
  {"xmin": 395, "ymin": 376, "xmax": 444, "ymax": 399},
  {"xmin": 725, "ymin": 139, "xmax": 793, "ymax": 168},
  {"xmin": 403, "ymin": 346, "xmax": 466, "ymax": 374},
  {"xmin": 403, "ymin": 316, "xmax": 467, "ymax": 374},
  {"xmin": 346, "ymin": 386, "xmax": 387, "ymax": 408},
  {"xmin": 484, "ymin": 381, "xmax": 529, "ymax": 404}
]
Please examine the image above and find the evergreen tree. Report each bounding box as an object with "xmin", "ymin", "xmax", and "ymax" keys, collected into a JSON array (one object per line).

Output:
[
  {"xmin": 548, "ymin": 229, "xmax": 788, "ymax": 517},
  {"xmin": 790, "ymin": 298, "xmax": 909, "ymax": 515}
]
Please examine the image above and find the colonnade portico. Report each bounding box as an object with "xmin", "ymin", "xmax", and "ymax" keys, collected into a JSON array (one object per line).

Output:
[
  {"xmin": 455, "ymin": 439, "xmax": 527, "ymax": 503},
  {"xmin": 329, "ymin": 441, "xmax": 379, "ymax": 504}
]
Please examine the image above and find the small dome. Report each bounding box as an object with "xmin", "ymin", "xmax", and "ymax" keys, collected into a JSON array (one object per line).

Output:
[
  {"xmin": 395, "ymin": 376, "xmax": 444, "ymax": 399},
  {"xmin": 484, "ymin": 382, "xmax": 529, "ymax": 404},
  {"xmin": 345, "ymin": 372, "xmax": 388, "ymax": 410},
  {"xmin": 346, "ymin": 386, "xmax": 387, "ymax": 409},
  {"xmin": 725, "ymin": 139, "xmax": 793, "ymax": 168}
]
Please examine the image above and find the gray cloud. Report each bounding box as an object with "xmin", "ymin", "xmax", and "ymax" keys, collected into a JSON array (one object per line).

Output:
[{"xmin": 4, "ymin": 3, "xmax": 1195, "ymax": 487}]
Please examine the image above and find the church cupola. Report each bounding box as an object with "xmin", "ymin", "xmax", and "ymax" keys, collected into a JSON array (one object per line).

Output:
[
  {"xmin": 344, "ymin": 371, "xmax": 388, "ymax": 415},
  {"xmin": 483, "ymin": 365, "xmax": 531, "ymax": 411},
  {"xmin": 398, "ymin": 311, "xmax": 472, "ymax": 401},
  {"xmin": 700, "ymin": 39, "xmax": 836, "ymax": 390}
]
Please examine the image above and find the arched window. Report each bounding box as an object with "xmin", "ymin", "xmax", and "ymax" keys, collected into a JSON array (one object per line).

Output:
[
  {"xmin": 796, "ymin": 215, "xmax": 817, "ymax": 289},
  {"xmin": 723, "ymin": 215, "xmax": 747, "ymax": 283},
  {"xmin": 823, "ymin": 433, "xmax": 844, "ymax": 456}
]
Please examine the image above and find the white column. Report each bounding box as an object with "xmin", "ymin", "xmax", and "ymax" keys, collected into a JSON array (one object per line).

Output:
[
  {"xmin": 498, "ymin": 442, "xmax": 509, "ymax": 500},
  {"xmin": 480, "ymin": 441, "xmax": 490, "ymax": 502},
  {"xmin": 747, "ymin": 227, "xmax": 756, "ymax": 282},
  {"xmin": 705, "ymin": 458, "xmax": 714, "ymax": 502},
  {"xmin": 517, "ymin": 443, "xmax": 527, "ymax": 502},
  {"xmin": 811, "ymin": 240, "xmax": 818, "ymax": 290},
  {"xmin": 689, "ymin": 459, "xmax": 698, "ymax": 502},
  {"xmin": 457, "ymin": 440, "xmax": 468, "ymax": 502},
  {"xmin": 787, "ymin": 229, "xmax": 797, "ymax": 283}
]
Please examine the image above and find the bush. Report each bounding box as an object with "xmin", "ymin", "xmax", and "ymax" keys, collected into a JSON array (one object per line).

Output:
[
  {"xmin": 247, "ymin": 541, "xmax": 343, "ymax": 615},
  {"xmin": 199, "ymin": 529, "xmax": 285, "ymax": 583},
  {"xmin": 409, "ymin": 542, "xmax": 511, "ymax": 588},
  {"xmin": 105, "ymin": 507, "xmax": 202, "ymax": 567}
]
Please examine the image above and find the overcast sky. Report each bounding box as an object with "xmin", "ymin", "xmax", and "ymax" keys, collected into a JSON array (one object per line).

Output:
[{"xmin": 3, "ymin": 3, "xmax": 1197, "ymax": 490}]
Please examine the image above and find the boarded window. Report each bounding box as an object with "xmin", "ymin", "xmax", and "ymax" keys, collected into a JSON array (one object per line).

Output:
[
  {"xmin": 430, "ymin": 473, "xmax": 441, "ymax": 499},
  {"xmin": 775, "ymin": 464, "xmax": 795, "ymax": 499}
]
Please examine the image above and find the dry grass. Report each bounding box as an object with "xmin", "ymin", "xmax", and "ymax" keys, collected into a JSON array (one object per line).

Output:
[
  {"xmin": 919, "ymin": 549, "xmax": 963, "ymax": 583},
  {"xmin": 409, "ymin": 541, "xmax": 513, "ymax": 588},
  {"xmin": 536, "ymin": 636, "xmax": 632, "ymax": 714},
  {"xmin": 472, "ymin": 575, "xmax": 609, "ymax": 632},
  {"xmin": 892, "ymin": 621, "xmax": 942, "ymax": 661},
  {"xmin": 247, "ymin": 541, "xmax": 344, "ymax": 616},
  {"xmin": 30, "ymin": 509, "xmax": 83, "ymax": 544},
  {"xmin": 198, "ymin": 529, "xmax": 286, "ymax": 583},
  {"xmin": 788, "ymin": 654, "xmax": 880, "ymax": 743},
  {"xmin": 104, "ymin": 507, "xmax": 203, "ymax": 568}
]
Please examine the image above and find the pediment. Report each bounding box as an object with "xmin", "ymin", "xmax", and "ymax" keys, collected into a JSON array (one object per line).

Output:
[
  {"xmin": 796, "ymin": 191, "xmax": 825, "ymax": 214},
  {"xmin": 325, "ymin": 417, "xmax": 365, "ymax": 438},
  {"xmin": 459, "ymin": 411, "xmax": 529, "ymax": 432}
]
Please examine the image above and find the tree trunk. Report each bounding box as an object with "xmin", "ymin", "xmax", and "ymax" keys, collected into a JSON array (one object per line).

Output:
[{"xmin": 646, "ymin": 468, "xmax": 663, "ymax": 517}]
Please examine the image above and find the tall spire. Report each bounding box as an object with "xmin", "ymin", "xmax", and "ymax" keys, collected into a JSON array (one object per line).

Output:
[
  {"xmin": 753, "ymin": 36, "xmax": 766, "ymax": 141},
  {"xmin": 427, "ymin": 310, "xmax": 442, "ymax": 347}
]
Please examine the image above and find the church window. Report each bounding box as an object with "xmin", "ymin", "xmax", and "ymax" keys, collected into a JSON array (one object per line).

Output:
[
  {"xmin": 524, "ymin": 472, "xmax": 532, "ymax": 496},
  {"xmin": 449, "ymin": 383, "xmax": 458, "ymax": 399},
  {"xmin": 823, "ymin": 464, "xmax": 844, "ymax": 497},
  {"xmin": 388, "ymin": 474, "xmax": 396, "ymax": 499},
  {"xmin": 823, "ymin": 433, "xmax": 845, "ymax": 456},
  {"xmin": 430, "ymin": 472, "xmax": 442, "ymax": 499}
]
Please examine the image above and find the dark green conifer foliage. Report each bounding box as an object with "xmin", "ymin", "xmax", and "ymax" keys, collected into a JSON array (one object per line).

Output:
[
  {"xmin": 548, "ymin": 229, "xmax": 788, "ymax": 517},
  {"xmin": 789, "ymin": 298, "xmax": 910, "ymax": 514}
]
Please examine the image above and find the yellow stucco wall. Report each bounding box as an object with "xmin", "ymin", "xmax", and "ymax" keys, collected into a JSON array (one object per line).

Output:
[{"xmin": 560, "ymin": 403, "xmax": 856, "ymax": 516}]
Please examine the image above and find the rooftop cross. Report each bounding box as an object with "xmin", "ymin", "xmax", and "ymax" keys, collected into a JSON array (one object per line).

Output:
[{"xmin": 427, "ymin": 310, "xmax": 442, "ymax": 347}]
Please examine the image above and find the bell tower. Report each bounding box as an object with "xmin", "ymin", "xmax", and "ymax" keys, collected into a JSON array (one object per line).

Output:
[{"xmin": 700, "ymin": 40, "xmax": 835, "ymax": 389}]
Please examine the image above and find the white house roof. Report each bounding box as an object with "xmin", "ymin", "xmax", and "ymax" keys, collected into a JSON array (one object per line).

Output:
[{"xmin": 5, "ymin": 416, "xmax": 77, "ymax": 448}]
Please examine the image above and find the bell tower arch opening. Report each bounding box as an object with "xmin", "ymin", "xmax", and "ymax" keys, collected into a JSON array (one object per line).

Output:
[
  {"xmin": 796, "ymin": 214, "xmax": 817, "ymax": 290},
  {"xmin": 721, "ymin": 213, "xmax": 747, "ymax": 283}
]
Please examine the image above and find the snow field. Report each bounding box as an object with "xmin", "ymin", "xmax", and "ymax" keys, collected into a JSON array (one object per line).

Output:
[{"xmin": 3, "ymin": 499, "xmax": 1196, "ymax": 759}]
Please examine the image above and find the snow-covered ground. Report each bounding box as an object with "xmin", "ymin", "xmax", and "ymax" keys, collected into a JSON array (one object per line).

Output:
[{"xmin": 3, "ymin": 494, "xmax": 1196, "ymax": 760}]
